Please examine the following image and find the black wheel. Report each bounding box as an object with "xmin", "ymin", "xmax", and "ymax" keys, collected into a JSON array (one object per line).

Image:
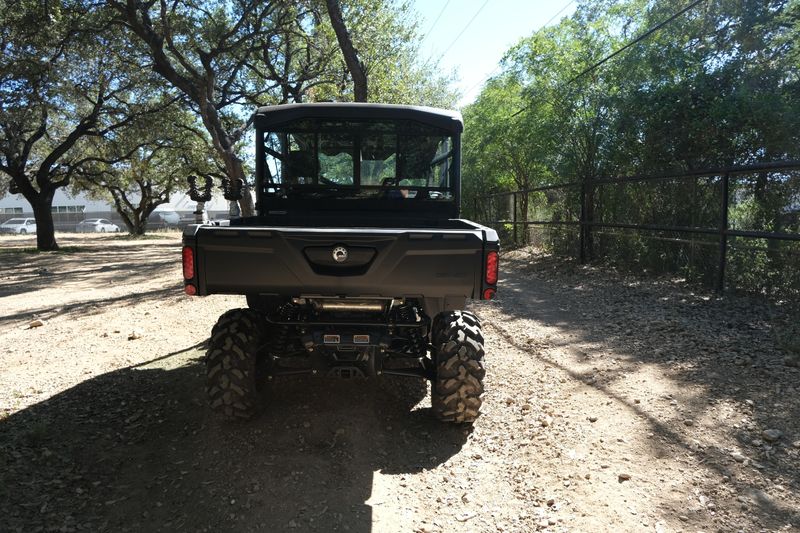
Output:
[
  {"xmin": 19, "ymin": 229, "xmax": 26, "ymax": 235},
  {"xmin": 430, "ymin": 311, "xmax": 485, "ymax": 423},
  {"xmin": 206, "ymin": 308, "xmax": 267, "ymax": 420}
]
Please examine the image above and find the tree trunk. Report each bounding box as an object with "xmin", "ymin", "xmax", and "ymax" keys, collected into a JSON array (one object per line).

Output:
[
  {"xmin": 326, "ymin": 0, "xmax": 368, "ymax": 102},
  {"xmin": 224, "ymin": 152, "xmax": 255, "ymax": 217},
  {"xmin": 198, "ymin": 104, "xmax": 255, "ymax": 217},
  {"xmin": 120, "ymin": 217, "xmax": 135, "ymax": 234},
  {"xmin": 30, "ymin": 192, "xmax": 59, "ymax": 251},
  {"xmin": 133, "ymin": 218, "xmax": 147, "ymax": 235}
]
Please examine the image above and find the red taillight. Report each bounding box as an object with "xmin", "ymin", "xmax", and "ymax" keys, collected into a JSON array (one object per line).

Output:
[
  {"xmin": 482, "ymin": 288, "xmax": 496, "ymax": 300},
  {"xmin": 182, "ymin": 246, "xmax": 194, "ymax": 279},
  {"xmin": 184, "ymin": 284, "xmax": 197, "ymax": 296},
  {"xmin": 485, "ymin": 250, "xmax": 499, "ymax": 285}
]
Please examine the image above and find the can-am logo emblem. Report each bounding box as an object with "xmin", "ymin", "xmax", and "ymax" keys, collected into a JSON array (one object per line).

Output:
[{"xmin": 332, "ymin": 246, "xmax": 348, "ymax": 263}]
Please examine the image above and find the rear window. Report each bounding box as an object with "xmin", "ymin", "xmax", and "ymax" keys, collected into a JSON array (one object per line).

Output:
[
  {"xmin": 260, "ymin": 119, "xmax": 455, "ymax": 201},
  {"xmin": 4, "ymin": 218, "xmax": 24, "ymax": 224}
]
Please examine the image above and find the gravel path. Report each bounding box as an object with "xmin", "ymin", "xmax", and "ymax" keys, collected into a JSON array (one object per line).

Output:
[{"xmin": 1, "ymin": 235, "xmax": 798, "ymax": 532}]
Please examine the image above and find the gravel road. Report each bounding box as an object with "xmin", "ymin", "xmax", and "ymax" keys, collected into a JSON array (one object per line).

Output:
[{"xmin": 1, "ymin": 234, "xmax": 798, "ymax": 532}]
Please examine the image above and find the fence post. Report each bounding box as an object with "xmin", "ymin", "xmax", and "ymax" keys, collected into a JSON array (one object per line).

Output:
[
  {"xmin": 579, "ymin": 180, "xmax": 586, "ymax": 263},
  {"xmin": 512, "ymin": 192, "xmax": 518, "ymax": 246},
  {"xmin": 717, "ymin": 172, "xmax": 730, "ymax": 292}
]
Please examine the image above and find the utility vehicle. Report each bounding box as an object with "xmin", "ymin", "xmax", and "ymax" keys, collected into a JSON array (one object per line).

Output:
[{"xmin": 182, "ymin": 103, "xmax": 499, "ymax": 423}]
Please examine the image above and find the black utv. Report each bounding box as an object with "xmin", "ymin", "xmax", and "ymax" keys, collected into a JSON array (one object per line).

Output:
[{"xmin": 182, "ymin": 103, "xmax": 499, "ymax": 423}]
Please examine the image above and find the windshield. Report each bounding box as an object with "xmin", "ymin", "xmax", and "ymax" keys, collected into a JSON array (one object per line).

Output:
[{"xmin": 259, "ymin": 119, "xmax": 455, "ymax": 201}]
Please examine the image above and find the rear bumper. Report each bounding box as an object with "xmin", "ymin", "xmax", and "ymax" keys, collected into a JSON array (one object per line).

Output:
[{"xmin": 183, "ymin": 223, "xmax": 498, "ymax": 303}]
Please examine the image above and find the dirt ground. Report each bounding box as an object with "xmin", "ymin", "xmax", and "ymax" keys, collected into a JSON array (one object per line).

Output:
[{"xmin": 1, "ymin": 233, "xmax": 798, "ymax": 533}]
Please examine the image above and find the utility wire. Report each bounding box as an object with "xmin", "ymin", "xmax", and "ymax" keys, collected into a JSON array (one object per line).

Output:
[
  {"xmin": 463, "ymin": 0, "xmax": 575, "ymax": 98},
  {"xmin": 543, "ymin": 0, "xmax": 576, "ymax": 29},
  {"xmin": 565, "ymin": 0, "xmax": 706, "ymax": 85},
  {"xmin": 511, "ymin": 0, "xmax": 708, "ymax": 117},
  {"xmin": 436, "ymin": 0, "xmax": 490, "ymax": 60},
  {"xmin": 420, "ymin": 0, "xmax": 451, "ymax": 43}
]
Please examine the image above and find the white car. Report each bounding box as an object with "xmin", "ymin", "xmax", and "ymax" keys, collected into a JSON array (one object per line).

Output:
[
  {"xmin": 76, "ymin": 218, "xmax": 121, "ymax": 233},
  {"xmin": 0, "ymin": 218, "xmax": 37, "ymax": 235}
]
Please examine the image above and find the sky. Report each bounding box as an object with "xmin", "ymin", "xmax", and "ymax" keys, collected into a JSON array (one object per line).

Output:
[{"xmin": 409, "ymin": 0, "xmax": 577, "ymax": 108}]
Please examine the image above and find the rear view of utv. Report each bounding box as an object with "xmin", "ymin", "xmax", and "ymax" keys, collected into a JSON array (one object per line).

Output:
[{"xmin": 182, "ymin": 103, "xmax": 499, "ymax": 423}]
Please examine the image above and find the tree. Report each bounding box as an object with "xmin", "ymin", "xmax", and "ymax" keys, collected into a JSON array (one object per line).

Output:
[
  {"xmin": 108, "ymin": 0, "xmax": 458, "ymax": 220},
  {"xmin": 0, "ymin": 2, "xmax": 165, "ymax": 250},
  {"xmin": 462, "ymin": 0, "xmax": 800, "ymax": 289},
  {"xmin": 77, "ymin": 105, "xmax": 215, "ymax": 234},
  {"xmin": 325, "ymin": 0, "xmax": 368, "ymax": 101},
  {"xmin": 314, "ymin": 0, "xmax": 458, "ymax": 107},
  {"xmin": 107, "ymin": 1, "xmax": 314, "ymax": 217}
]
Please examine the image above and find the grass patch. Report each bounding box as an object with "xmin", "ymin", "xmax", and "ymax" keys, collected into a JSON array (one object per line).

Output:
[{"xmin": 108, "ymin": 233, "xmax": 177, "ymax": 241}]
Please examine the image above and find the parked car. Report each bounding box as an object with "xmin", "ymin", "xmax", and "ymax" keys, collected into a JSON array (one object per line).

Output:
[
  {"xmin": 76, "ymin": 219, "xmax": 120, "ymax": 233},
  {"xmin": 0, "ymin": 218, "xmax": 37, "ymax": 235}
]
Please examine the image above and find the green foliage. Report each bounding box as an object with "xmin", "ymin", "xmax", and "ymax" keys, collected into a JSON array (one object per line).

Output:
[
  {"xmin": 76, "ymin": 104, "xmax": 215, "ymax": 235},
  {"xmin": 0, "ymin": 0, "xmax": 167, "ymax": 250},
  {"xmin": 312, "ymin": 0, "xmax": 458, "ymax": 106},
  {"xmin": 1, "ymin": 0, "xmax": 460, "ymax": 249},
  {"xmin": 464, "ymin": 0, "xmax": 800, "ymax": 296}
]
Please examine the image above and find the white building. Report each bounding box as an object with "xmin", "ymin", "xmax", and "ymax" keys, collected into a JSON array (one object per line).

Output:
[{"xmin": 0, "ymin": 188, "xmax": 232, "ymax": 230}]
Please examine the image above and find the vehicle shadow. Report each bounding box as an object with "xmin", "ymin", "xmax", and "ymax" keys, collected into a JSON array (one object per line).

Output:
[{"xmin": 0, "ymin": 347, "xmax": 468, "ymax": 533}]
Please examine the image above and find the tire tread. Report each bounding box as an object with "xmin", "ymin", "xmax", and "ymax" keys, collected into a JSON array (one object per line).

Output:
[
  {"xmin": 431, "ymin": 311, "xmax": 485, "ymax": 423},
  {"xmin": 206, "ymin": 308, "xmax": 264, "ymax": 420}
]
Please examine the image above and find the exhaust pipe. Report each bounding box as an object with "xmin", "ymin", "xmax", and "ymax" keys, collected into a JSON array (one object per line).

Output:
[{"xmin": 316, "ymin": 300, "xmax": 386, "ymax": 313}]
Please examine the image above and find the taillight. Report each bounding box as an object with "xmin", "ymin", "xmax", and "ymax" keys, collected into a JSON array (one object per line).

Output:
[
  {"xmin": 184, "ymin": 284, "xmax": 197, "ymax": 296},
  {"xmin": 182, "ymin": 246, "xmax": 194, "ymax": 279},
  {"xmin": 482, "ymin": 288, "xmax": 496, "ymax": 300},
  {"xmin": 485, "ymin": 250, "xmax": 499, "ymax": 285}
]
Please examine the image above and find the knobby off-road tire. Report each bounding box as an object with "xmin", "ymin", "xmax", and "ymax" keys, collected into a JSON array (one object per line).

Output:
[
  {"xmin": 206, "ymin": 308, "xmax": 267, "ymax": 420},
  {"xmin": 431, "ymin": 311, "xmax": 485, "ymax": 423}
]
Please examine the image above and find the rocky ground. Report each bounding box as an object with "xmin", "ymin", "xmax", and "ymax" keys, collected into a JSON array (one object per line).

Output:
[{"xmin": 0, "ymin": 234, "xmax": 798, "ymax": 532}]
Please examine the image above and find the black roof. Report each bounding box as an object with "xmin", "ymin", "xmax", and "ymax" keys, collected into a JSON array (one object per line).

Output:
[{"xmin": 253, "ymin": 102, "xmax": 463, "ymax": 133}]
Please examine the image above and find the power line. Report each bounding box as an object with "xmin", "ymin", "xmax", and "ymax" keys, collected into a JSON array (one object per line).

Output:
[
  {"xmin": 436, "ymin": 0, "xmax": 490, "ymax": 60},
  {"xmin": 462, "ymin": 0, "xmax": 575, "ymax": 99},
  {"xmin": 420, "ymin": 0, "xmax": 451, "ymax": 43},
  {"xmin": 566, "ymin": 0, "xmax": 706, "ymax": 85},
  {"xmin": 511, "ymin": 0, "xmax": 708, "ymax": 117},
  {"xmin": 543, "ymin": 0, "xmax": 576, "ymax": 28}
]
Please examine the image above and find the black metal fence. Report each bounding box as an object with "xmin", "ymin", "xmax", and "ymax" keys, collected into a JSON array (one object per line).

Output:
[{"xmin": 475, "ymin": 161, "xmax": 800, "ymax": 293}]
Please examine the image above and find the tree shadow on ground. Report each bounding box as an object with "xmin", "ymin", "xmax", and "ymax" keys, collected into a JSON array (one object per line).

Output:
[
  {"xmin": 0, "ymin": 284, "xmax": 185, "ymax": 332},
  {"xmin": 490, "ymin": 251, "xmax": 800, "ymax": 530},
  {"xmin": 0, "ymin": 243, "xmax": 179, "ymax": 300},
  {"xmin": 0, "ymin": 346, "xmax": 468, "ymax": 533},
  {"xmin": 0, "ymin": 239, "xmax": 184, "ymax": 330}
]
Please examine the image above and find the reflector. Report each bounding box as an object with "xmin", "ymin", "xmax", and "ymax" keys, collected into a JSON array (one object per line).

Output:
[
  {"xmin": 485, "ymin": 250, "xmax": 499, "ymax": 285},
  {"xmin": 182, "ymin": 246, "xmax": 194, "ymax": 279}
]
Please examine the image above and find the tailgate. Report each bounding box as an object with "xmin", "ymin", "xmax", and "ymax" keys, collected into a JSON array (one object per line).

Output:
[{"xmin": 184, "ymin": 225, "xmax": 486, "ymax": 299}]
